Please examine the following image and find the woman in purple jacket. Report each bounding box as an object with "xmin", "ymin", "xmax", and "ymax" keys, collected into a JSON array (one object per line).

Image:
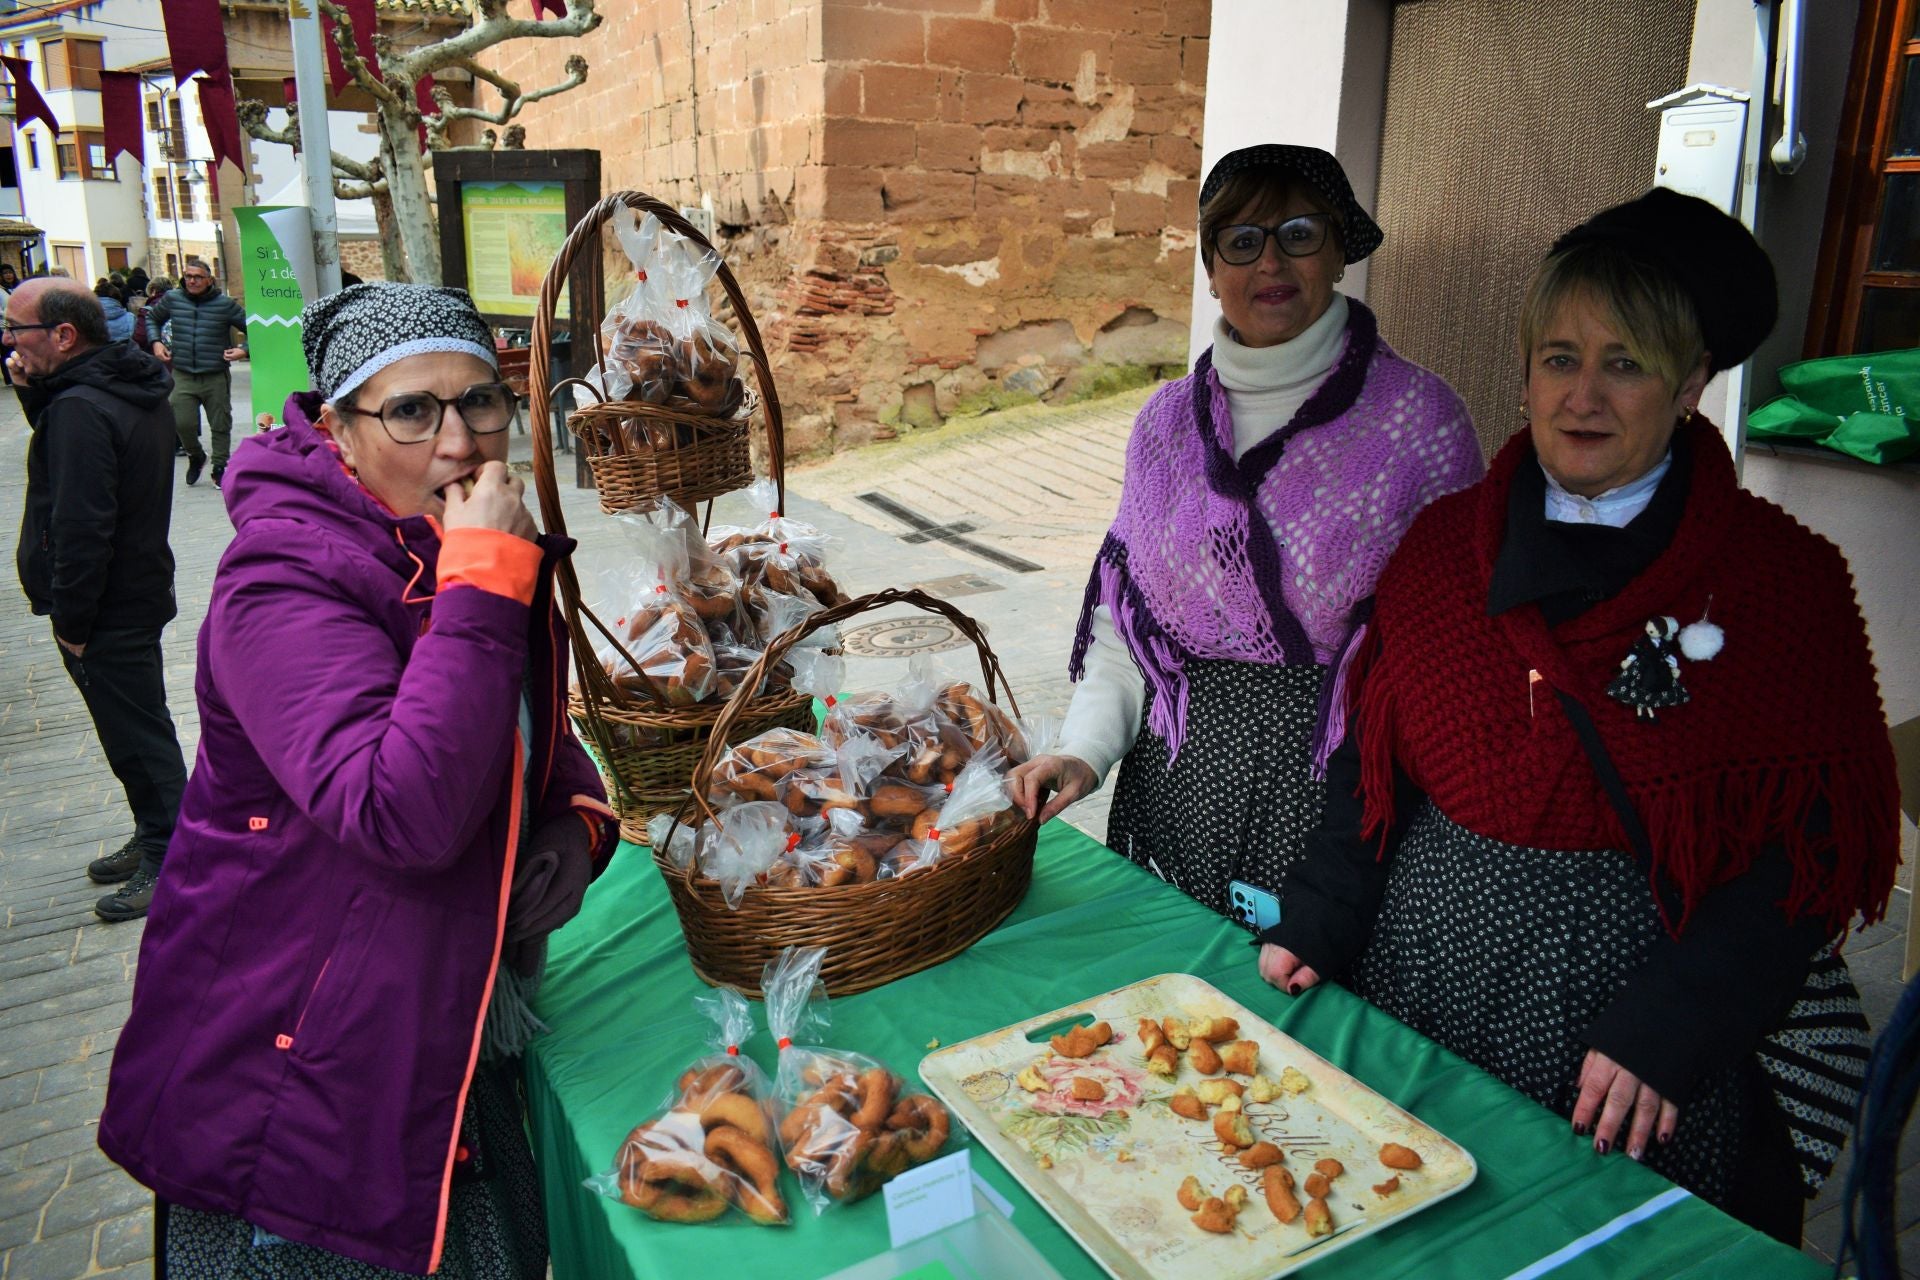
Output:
[{"xmin": 99, "ymin": 284, "xmax": 619, "ymax": 1278}]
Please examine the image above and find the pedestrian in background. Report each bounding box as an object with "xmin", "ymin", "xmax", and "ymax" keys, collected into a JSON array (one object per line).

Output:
[
  {"xmin": 10, "ymin": 277, "xmax": 187, "ymax": 922},
  {"xmin": 146, "ymin": 257, "xmax": 246, "ymax": 488},
  {"xmin": 94, "ymin": 278, "xmax": 135, "ymax": 344}
]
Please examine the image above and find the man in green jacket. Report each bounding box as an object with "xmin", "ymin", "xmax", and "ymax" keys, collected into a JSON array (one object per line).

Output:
[{"xmin": 146, "ymin": 258, "xmax": 246, "ymax": 487}]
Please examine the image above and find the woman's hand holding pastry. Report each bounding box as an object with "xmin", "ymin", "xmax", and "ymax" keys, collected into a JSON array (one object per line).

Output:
[
  {"xmin": 1008, "ymin": 754, "xmax": 1098, "ymax": 824},
  {"xmin": 1572, "ymin": 1049, "xmax": 1679, "ymax": 1161},
  {"xmin": 443, "ymin": 461, "xmax": 536, "ymax": 541},
  {"xmin": 1257, "ymin": 944, "xmax": 1320, "ymax": 996}
]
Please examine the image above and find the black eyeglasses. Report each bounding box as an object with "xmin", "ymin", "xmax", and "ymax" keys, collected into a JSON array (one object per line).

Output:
[
  {"xmin": 335, "ymin": 382, "xmax": 518, "ymax": 444},
  {"xmin": 1212, "ymin": 214, "xmax": 1335, "ymax": 265},
  {"xmin": 1, "ymin": 321, "xmax": 57, "ymax": 338}
]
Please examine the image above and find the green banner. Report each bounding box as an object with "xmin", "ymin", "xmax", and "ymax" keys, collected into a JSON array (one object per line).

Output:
[
  {"xmin": 460, "ymin": 180, "xmax": 568, "ymax": 318},
  {"xmin": 233, "ymin": 206, "xmax": 312, "ymax": 426}
]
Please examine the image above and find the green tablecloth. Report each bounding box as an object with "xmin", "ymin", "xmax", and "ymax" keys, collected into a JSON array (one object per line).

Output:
[{"xmin": 529, "ymin": 823, "xmax": 1825, "ymax": 1280}]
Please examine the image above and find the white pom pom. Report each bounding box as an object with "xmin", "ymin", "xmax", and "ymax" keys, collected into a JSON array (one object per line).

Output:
[{"xmin": 1678, "ymin": 620, "xmax": 1724, "ymax": 662}]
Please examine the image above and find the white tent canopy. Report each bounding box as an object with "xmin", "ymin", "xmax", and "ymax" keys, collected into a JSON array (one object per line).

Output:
[{"xmin": 256, "ymin": 172, "xmax": 379, "ymax": 239}]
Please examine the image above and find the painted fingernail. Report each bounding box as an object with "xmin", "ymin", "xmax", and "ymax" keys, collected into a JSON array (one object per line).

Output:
[
  {"xmin": 1594, "ymin": 1138, "xmax": 1610, "ymax": 1155},
  {"xmin": 1628, "ymin": 1145, "xmax": 1644, "ymax": 1162},
  {"xmin": 1571, "ymin": 1122, "xmax": 1588, "ymax": 1136},
  {"xmin": 1287, "ymin": 982, "xmax": 1302, "ymax": 996},
  {"xmin": 1657, "ymin": 1131, "xmax": 1673, "ymax": 1146}
]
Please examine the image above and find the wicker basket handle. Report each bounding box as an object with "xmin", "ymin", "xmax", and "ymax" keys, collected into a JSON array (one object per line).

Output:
[
  {"xmin": 688, "ymin": 589, "xmax": 1023, "ymax": 828},
  {"xmin": 527, "ymin": 190, "xmax": 789, "ymax": 545}
]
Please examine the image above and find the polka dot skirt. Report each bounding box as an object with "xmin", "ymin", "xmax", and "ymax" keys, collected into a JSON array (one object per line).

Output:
[
  {"xmin": 161, "ymin": 1059, "xmax": 546, "ymax": 1279},
  {"xmin": 1350, "ymin": 800, "xmax": 1868, "ymax": 1209},
  {"xmin": 1107, "ymin": 659, "xmax": 1327, "ymax": 921}
]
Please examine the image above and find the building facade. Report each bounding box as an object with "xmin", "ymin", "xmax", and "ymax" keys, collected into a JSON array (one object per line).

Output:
[{"xmin": 0, "ymin": 0, "xmax": 168, "ymax": 281}]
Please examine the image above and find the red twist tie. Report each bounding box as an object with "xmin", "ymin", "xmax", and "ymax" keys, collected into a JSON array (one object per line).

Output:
[
  {"xmin": 785, "ymin": 832, "xmax": 801, "ymax": 852},
  {"xmin": 636, "ymin": 269, "xmax": 647, "ymax": 281},
  {"xmin": 823, "ymin": 695, "xmax": 837, "ymax": 708},
  {"xmin": 777, "ymin": 1036, "xmax": 792, "ymax": 1050},
  {"xmin": 676, "ymin": 297, "xmax": 690, "ymax": 308},
  {"xmin": 778, "ymin": 543, "xmax": 788, "ymax": 554},
  {"xmin": 769, "ymin": 511, "xmax": 780, "ymax": 520},
  {"xmin": 653, "ymin": 584, "xmax": 668, "ymax": 594},
  {"xmin": 726, "ymin": 1044, "xmax": 740, "ymax": 1056},
  {"xmin": 944, "ymin": 782, "xmax": 954, "ymax": 794},
  {"xmin": 927, "ymin": 827, "xmax": 942, "ymax": 841}
]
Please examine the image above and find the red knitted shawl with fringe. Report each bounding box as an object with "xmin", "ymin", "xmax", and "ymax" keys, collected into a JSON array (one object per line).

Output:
[{"xmin": 1349, "ymin": 418, "xmax": 1899, "ymax": 935}]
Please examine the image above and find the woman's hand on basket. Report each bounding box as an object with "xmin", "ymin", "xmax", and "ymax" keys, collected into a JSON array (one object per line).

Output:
[
  {"xmin": 1008, "ymin": 754, "xmax": 1098, "ymax": 825},
  {"xmin": 1257, "ymin": 944, "xmax": 1321, "ymax": 996},
  {"xmin": 1572, "ymin": 1048, "xmax": 1680, "ymax": 1160},
  {"xmin": 443, "ymin": 461, "xmax": 537, "ymax": 542}
]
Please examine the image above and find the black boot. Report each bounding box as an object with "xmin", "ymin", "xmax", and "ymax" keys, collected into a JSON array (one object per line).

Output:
[
  {"xmin": 95, "ymin": 865, "xmax": 159, "ymax": 922},
  {"xmin": 186, "ymin": 456, "xmax": 205, "ymax": 486},
  {"xmin": 87, "ymin": 836, "xmax": 147, "ymax": 884}
]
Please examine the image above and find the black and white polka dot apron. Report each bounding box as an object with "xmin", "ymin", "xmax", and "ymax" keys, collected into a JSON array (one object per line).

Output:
[
  {"xmin": 1106, "ymin": 659, "xmax": 1327, "ymax": 922},
  {"xmin": 1348, "ymin": 800, "xmax": 1868, "ymax": 1210}
]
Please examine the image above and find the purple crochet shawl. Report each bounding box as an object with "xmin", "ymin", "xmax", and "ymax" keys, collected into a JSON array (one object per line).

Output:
[{"xmin": 1070, "ymin": 299, "xmax": 1482, "ymax": 762}]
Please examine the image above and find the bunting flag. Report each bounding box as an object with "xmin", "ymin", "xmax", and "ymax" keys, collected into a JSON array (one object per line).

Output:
[
  {"xmin": 533, "ymin": 0, "xmax": 569, "ymax": 16},
  {"xmin": 195, "ymin": 71, "xmax": 246, "ymax": 174},
  {"xmin": 324, "ymin": 0, "xmax": 380, "ymax": 95},
  {"xmin": 162, "ymin": 0, "xmax": 227, "ymax": 83},
  {"xmin": 99, "ymin": 70, "xmax": 145, "ymax": 168},
  {"xmin": 1, "ymin": 56, "xmax": 59, "ymax": 137}
]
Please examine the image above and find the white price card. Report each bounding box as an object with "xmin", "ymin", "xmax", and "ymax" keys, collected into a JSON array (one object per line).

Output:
[{"xmin": 883, "ymin": 1149, "xmax": 975, "ymax": 1249}]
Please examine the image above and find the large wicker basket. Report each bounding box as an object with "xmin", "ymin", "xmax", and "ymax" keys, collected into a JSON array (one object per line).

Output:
[
  {"xmin": 664, "ymin": 589, "xmax": 1040, "ymax": 998},
  {"xmin": 527, "ymin": 191, "xmax": 800, "ymax": 833},
  {"xmin": 537, "ymin": 193, "xmax": 787, "ymax": 517}
]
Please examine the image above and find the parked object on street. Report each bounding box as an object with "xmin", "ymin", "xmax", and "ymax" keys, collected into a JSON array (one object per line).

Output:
[{"xmin": 10, "ymin": 276, "xmax": 186, "ymax": 922}]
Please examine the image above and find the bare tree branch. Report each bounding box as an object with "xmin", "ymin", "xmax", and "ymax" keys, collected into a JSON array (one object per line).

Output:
[
  {"xmin": 436, "ymin": 55, "xmax": 587, "ymax": 129},
  {"xmin": 399, "ymin": 0, "xmax": 601, "ymax": 81},
  {"xmin": 450, "ymin": 56, "xmax": 520, "ymax": 101},
  {"xmin": 237, "ymin": 98, "xmax": 380, "ymax": 182},
  {"xmin": 335, "ymin": 179, "xmax": 384, "ymax": 200},
  {"xmin": 317, "ymin": 0, "xmax": 402, "ymax": 108}
]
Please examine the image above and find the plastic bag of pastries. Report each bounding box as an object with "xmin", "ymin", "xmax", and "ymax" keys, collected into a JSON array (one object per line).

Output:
[
  {"xmin": 708, "ymin": 728, "xmax": 835, "ymax": 809},
  {"xmin": 583, "ymin": 987, "xmax": 788, "ymax": 1225},
  {"xmin": 618, "ymin": 497, "xmax": 739, "ymax": 625},
  {"xmin": 932, "ymin": 680, "xmax": 1031, "ymax": 766},
  {"xmin": 645, "ymin": 813, "xmax": 701, "ymax": 870},
  {"xmin": 696, "ymin": 801, "xmax": 794, "ymax": 909},
  {"xmin": 780, "ymin": 734, "xmax": 902, "ymax": 823},
  {"xmin": 651, "ymin": 230, "xmax": 742, "ymax": 412},
  {"xmin": 763, "ymin": 946, "xmax": 959, "ymax": 1211},
  {"xmin": 883, "ymin": 749, "xmax": 1020, "ymax": 878},
  {"xmin": 602, "ymin": 516, "xmax": 717, "ymax": 707},
  {"xmin": 787, "ymin": 808, "xmax": 901, "ymax": 887},
  {"xmin": 709, "ymin": 480, "xmax": 844, "ymax": 609},
  {"xmin": 595, "ymin": 208, "xmax": 677, "ymax": 406}
]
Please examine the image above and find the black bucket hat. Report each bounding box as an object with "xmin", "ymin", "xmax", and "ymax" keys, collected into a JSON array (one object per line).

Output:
[
  {"xmin": 1549, "ymin": 186, "xmax": 1777, "ymax": 375},
  {"xmin": 1198, "ymin": 144, "xmax": 1384, "ymax": 264}
]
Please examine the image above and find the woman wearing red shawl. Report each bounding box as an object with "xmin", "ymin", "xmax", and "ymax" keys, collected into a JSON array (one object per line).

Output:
[{"xmin": 1258, "ymin": 189, "xmax": 1899, "ymax": 1242}]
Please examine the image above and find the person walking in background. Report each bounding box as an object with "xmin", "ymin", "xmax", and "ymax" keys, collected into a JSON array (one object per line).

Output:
[
  {"xmin": 146, "ymin": 258, "xmax": 246, "ymax": 488},
  {"xmin": 94, "ymin": 279, "xmax": 135, "ymax": 344},
  {"xmin": 0, "ymin": 263, "xmax": 16, "ymax": 388},
  {"xmin": 10, "ymin": 278, "xmax": 188, "ymax": 922}
]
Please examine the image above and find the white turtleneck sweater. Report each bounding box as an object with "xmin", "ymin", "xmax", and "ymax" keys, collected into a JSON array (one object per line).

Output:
[{"xmin": 1054, "ymin": 295, "xmax": 1351, "ymax": 784}]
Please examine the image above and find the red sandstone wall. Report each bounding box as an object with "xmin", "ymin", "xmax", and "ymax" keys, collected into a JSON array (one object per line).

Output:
[{"xmin": 488, "ymin": 0, "xmax": 1209, "ymax": 454}]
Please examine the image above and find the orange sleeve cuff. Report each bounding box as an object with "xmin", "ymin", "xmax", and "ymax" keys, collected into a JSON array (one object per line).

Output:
[{"xmin": 437, "ymin": 526, "xmax": 541, "ymax": 606}]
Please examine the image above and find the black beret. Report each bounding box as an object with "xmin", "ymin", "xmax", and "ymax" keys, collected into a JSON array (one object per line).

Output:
[
  {"xmin": 1550, "ymin": 187, "xmax": 1777, "ymax": 375},
  {"xmin": 1197, "ymin": 144, "xmax": 1383, "ymax": 264}
]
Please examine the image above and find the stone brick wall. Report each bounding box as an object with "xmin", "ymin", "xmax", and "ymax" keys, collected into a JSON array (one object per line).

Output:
[{"xmin": 487, "ymin": 0, "xmax": 1208, "ymax": 455}]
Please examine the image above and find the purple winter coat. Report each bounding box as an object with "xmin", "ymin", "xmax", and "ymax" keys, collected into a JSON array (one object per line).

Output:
[{"xmin": 99, "ymin": 396, "xmax": 616, "ymax": 1275}]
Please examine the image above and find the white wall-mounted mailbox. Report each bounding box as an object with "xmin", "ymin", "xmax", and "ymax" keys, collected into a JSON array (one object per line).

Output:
[{"xmin": 1647, "ymin": 84, "xmax": 1752, "ymax": 215}]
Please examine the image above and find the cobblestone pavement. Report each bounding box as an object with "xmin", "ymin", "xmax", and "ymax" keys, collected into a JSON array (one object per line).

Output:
[{"xmin": 1, "ymin": 369, "xmax": 1913, "ymax": 1277}]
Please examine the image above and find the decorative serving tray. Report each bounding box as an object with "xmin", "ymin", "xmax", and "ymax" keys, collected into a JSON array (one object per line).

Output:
[{"xmin": 918, "ymin": 974, "xmax": 1476, "ymax": 1280}]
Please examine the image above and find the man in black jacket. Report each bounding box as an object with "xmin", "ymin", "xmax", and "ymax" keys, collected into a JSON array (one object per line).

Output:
[
  {"xmin": 146, "ymin": 257, "xmax": 246, "ymax": 488},
  {"xmin": 12, "ymin": 278, "xmax": 188, "ymax": 922}
]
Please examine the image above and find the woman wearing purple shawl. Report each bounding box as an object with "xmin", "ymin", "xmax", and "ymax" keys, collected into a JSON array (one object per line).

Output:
[{"xmin": 1010, "ymin": 145, "xmax": 1483, "ymax": 921}]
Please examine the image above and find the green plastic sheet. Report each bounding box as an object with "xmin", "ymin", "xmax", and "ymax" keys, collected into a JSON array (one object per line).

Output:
[
  {"xmin": 529, "ymin": 824, "xmax": 1826, "ymax": 1280},
  {"xmin": 1749, "ymin": 347, "xmax": 1920, "ymax": 464}
]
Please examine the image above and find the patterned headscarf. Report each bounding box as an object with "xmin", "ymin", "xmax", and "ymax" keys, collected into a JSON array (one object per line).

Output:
[
  {"xmin": 1198, "ymin": 144, "xmax": 1384, "ymax": 264},
  {"xmin": 301, "ymin": 282, "xmax": 497, "ymax": 402}
]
